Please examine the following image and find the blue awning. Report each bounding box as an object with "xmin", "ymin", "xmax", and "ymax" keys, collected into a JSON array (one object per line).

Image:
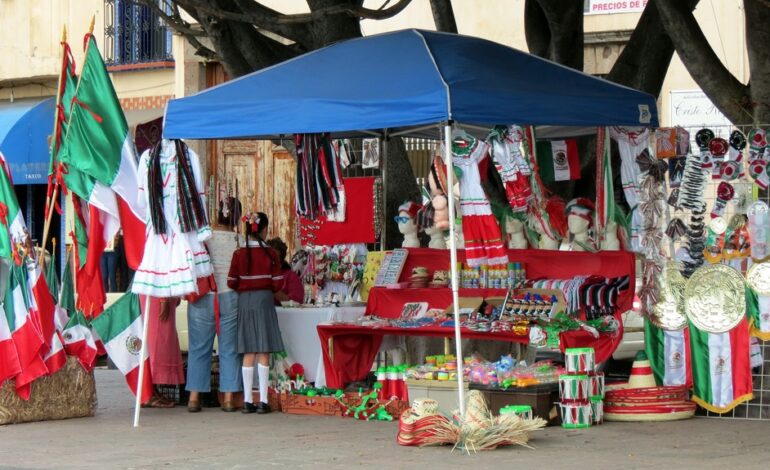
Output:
[
  {"xmin": 0, "ymin": 98, "xmax": 55, "ymax": 185},
  {"xmin": 164, "ymin": 29, "xmax": 658, "ymax": 140}
]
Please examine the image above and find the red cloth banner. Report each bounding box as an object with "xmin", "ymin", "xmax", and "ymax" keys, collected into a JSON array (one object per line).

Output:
[{"xmin": 299, "ymin": 177, "xmax": 376, "ymax": 246}]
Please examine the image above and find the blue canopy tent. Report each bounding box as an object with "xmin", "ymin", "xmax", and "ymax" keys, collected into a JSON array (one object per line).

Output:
[
  {"xmin": 162, "ymin": 29, "xmax": 659, "ymax": 416},
  {"xmin": 164, "ymin": 29, "xmax": 657, "ymax": 139},
  {"xmin": 0, "ymin": 98, "xmax": 55, "ymax": 185}
]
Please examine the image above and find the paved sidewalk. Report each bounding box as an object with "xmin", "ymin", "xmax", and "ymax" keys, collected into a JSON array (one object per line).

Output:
[{"xmin": 1, "ymin": 369, "xmax": 768, "ymax": 469}]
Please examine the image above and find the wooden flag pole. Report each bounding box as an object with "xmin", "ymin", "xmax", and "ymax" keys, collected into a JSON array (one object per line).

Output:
[{"xmin": 40, "ymin": 25, "xmax": 69, "ymax": 272}]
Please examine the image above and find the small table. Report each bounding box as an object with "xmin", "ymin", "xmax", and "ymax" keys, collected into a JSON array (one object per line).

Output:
[{"xmin": 275, "ymin": 305, "xmax": 365, "ymax": 387}]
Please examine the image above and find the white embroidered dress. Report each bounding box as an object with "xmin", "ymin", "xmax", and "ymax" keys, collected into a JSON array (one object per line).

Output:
[{"xmin": 132, "ymin": 140, "xmax": 213, "ymax": 297}]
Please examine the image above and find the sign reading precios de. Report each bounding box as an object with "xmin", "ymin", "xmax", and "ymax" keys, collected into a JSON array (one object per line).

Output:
[{"xmin": 584, "ymin": 0, "xmax": 648, "ymax": 15}]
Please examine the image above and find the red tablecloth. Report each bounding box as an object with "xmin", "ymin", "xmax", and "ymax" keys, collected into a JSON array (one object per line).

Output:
[
  {"xmin": 317, "ymin": 320, "xmax": 623, "ymax": 389},
  {"xmin": 368, "ymin": 248, "xmax": 636, "ymax": 317}
]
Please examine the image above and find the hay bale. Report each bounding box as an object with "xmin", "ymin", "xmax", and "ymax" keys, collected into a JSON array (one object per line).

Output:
[{"xmin": 0, "ymin": 357, "xmax": 97, "ymax": 425}]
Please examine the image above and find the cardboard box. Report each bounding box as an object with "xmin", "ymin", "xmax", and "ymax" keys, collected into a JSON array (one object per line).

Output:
[
  {"xmin": 406, "ymin": 379, "xmax": 469, "ymax": 414},
  {"xmin": 282, "ymin": 394, "xmax": 340, "ymax": 416},
  {"xmin": 443, "ymin": 297, "xmax": 484, "ymax": 318},
  {"xmin": 218, "ymin": 388, "xmax": 286, "ymax": 411},
  {"xmin": 469, "ymin": 383, "xmax": 559, "ymax": 425}
]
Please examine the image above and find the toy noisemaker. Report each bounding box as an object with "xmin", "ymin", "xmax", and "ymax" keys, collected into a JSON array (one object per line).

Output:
[
  {"xmin": 565, "ymin": 347, "xmax": 595, "ymax": 373},
  {"xmin": 709, "ymin": 137, "xmax": 729, "ymax": 179},
  {"xmin": 711, "ymin": 182, "xmax": 735, "ymax": 218},
  {"xmin": 748, "ymin": 159, "xmax": 769, "ymax": 190},
  {"xmin": 695, "ymin": 128, "xmax": 715, "ymax": 169},
  {"xmin": 747, "ymin": 128, "xmax": 767, "ymax": 163}
]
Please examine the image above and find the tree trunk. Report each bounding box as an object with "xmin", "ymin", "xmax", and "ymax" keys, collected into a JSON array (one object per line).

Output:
[
  {"xmin": 745, "ymin": 0, "xmax": 770, "ymax": 124},
  {"xmin": 656, "ymin": 0, "xmax": 752, "ymax": 125},
  {"xmin": 384, "ymin": 137, "xmax": 420, "ymax": 249},
  {"xmin": 429, "ymin": 0, "xmax": 458, "ymax": 33}
]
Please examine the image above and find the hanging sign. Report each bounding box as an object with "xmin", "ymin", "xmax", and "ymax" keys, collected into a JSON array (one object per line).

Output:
[{"xmin": 584, "ymin": 0, "xmax": 648, "ymax": 15}]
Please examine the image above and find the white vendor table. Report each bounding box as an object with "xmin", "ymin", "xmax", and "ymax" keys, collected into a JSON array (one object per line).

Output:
[{"xmin": 275, "ymin": 305, "xmax": 364, "ymax": 387}]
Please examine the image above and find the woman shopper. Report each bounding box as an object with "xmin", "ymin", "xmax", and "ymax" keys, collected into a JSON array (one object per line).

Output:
[
  {"xmin": 266, "ymin": 237, "xmax": 304, "ymax": 305},
  {"xmin": 228, "ymin": 212, "xmax": 285, "ymax": 414},
  {"xmin": 186, "ymin": 229, "xmax": 243, "ymax": 412}
]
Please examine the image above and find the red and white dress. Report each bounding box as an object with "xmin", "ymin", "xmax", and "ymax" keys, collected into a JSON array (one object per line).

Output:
[
  {"xmin": 453, "ymin": 137, "xmax": 509, "ymax": 267},
  {"xmin": 488, "ymin": 125, "xmax": 533, "ymax": 213},
  {"xmin": 132, "ymin": 140, "xmax": 213, "ymax": 297}
]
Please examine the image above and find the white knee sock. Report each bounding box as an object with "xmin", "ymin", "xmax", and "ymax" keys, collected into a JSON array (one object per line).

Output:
[
  {"xmin": 257, "ymin": 364, "xmax": 269, "ymax": 404},
  {"xmin": 242, "ymin": 367, "xmax": 254, "ymax": 403}
]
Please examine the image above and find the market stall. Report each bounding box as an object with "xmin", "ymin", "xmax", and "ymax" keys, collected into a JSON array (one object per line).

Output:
[
  {"xmin": 163, "ymin": 28, "xmax": 658, "ymax": 417},
  {"xmin": 276, "ymin": 305, "xmax": 364, "ymax": 386},
  {"xmin": 318, "ymin": 247, "xmax": 634, "ymax": 388}
]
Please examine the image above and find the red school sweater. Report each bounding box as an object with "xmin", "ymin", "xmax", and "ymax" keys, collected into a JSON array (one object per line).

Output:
[{"xmin": 226, "ymin": 242, "xmax": 283, "ymax": 292}]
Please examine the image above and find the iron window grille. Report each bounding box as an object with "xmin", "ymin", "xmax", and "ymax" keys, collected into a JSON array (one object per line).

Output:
[{"xmin": 104, "ymin": 0, "xmax": 173, "ymax": 67}]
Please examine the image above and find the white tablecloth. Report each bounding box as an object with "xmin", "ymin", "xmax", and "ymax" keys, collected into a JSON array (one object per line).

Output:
[{"xmin": 276, "ymin": 306, "xmax": 364, "ymax": 387}]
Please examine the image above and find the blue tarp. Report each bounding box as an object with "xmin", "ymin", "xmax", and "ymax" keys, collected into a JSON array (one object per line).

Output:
[
  {"xmin": 0, "ymin": 98, "xmax": 55, "ymax": 184},
  {"xmin": 164, "ymin": 29, "xmax": 658, "ymax": 140}
]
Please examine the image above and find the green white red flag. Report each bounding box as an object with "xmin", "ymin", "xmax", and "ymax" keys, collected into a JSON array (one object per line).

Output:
[
  {"xmin": 536, "ymin": 139, "xmax": 580, "ymax": 182},
  {"xmin": 0, "ymin": 154, "xmax": 26, "ymax": 262},
  {"xmin": 4, "ymin": 264, "xmax": 48, "ymax": 400},
  {"xmin": 91, "ymin": 292, "xmax": 153, "ymax": 403},
  {"xmin": 62, "ymin": 311, "xmax": 98, "ymax": 372},
  {"xmin": 688, "ymin": 318, "xmax": 753, "ymax": 413},
  {"xmin": 58, "ymin": 33, "xmax": 145, "ymax": 270},
  {"xmin": 645, "ymin": 319, "xmax": 692, "ymax": 387}
]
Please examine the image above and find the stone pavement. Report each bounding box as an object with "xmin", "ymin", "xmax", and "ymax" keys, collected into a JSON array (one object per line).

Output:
[{"xmin": 1, "ymin": 369, "xmax": 769, "ymax": 470}]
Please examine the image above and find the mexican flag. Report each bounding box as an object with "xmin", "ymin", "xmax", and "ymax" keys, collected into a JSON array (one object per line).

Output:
[
  {"xmin": 0, "ymin": 155, "xmax": 26, "ymax": 261},
  {"xmin": 70, "ymin": 192, "xmax": 108, "ymax": 317},
  {"xmin": 536, "ymin": 139, "xmax": 580, "ymax": 182},
  {"xmin": 91, "ymin": 292, "xmax": 153, "ymax": 403},
  {"xmin": 59, "ymin": 34, "xmax": 145, "ymax": 270},
  {"xmin": 43, "ymin": 330, "xmax": 67, "ymax": 376},
  {"xmin": 26, "ymin": 259, "xmax": 57, "ymax": 352},
  {"xmin": 689, "ymin": 318, "xmax": 753, "ymax": 413},
  {"xmin": 4, "ymin": 264, "xmax": 48, "ymax": 400},
  {"xmin": 0, "ymin": 300, "xmax": 21, "ymax": 384},
  {"xmin": 645, "ymin": 319, "xmax": 692, "ymax": 387},
  {"xmin": 62, "ymin": 311, "xmax": 98, "ymax": 372},
  {"xmin": 746, "ymin": 287, "xmax": 770, "ymax": 341}
]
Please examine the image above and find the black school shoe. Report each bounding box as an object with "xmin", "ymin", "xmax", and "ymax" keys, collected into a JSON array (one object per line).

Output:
[
  {"xmin": 242, "ymin": 402, "xmax": 258, "ymax": 414},
  {"xmin": 255, "ymin": 402, "xmax": 271, "ymax": 414}
]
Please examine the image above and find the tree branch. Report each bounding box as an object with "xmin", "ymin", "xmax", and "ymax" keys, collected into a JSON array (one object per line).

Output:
[
  {"xmin": 657, "ymin": 0, "xmax": 751, "ymax": 124},
  {"xmin": 130, "ymin": 0, "xmax": 220, "ymax": 61},
  {"xmin": 533, "ymin": 0, "xmax": 583, "ymax": 71},
  {"xmin": 429, "ymin": 0, "xmax": 457, "ymax": 33},
  {"xmin": 524, "ymin": 0, "xmax": 550, "ymax": 58}
]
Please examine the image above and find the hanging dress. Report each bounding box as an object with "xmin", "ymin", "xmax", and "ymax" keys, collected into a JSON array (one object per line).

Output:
[
  {"xmin": 133, "ymin": 140, "xmax": 213, "ymax": 297},
  {"xmin": 453, "ymin": 136, "xmax": 509, "ymax": 268},
  {"xmin": 610, "ymin": 127, "xmax": 650, "ymax": 253},
  {"xmin": 487, "ymin": 125, "xmax": 533, "ymax": 213}
]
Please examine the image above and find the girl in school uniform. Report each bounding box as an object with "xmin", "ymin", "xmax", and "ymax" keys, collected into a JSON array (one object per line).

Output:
[{"xmin": 227, "ymin": 212, "xmax": 285, "ymax": 414}]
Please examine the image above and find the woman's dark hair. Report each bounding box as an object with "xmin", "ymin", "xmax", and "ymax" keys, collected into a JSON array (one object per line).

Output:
[
  {"xmin": 266, "ymin": 237, "xmax": 290, "ymax": 270},
  {"xmin": 244, "ymin": 212, "xmax": 275, "ymax": 267}
]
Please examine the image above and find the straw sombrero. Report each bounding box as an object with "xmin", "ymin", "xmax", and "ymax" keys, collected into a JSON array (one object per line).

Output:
[
  {"xmin": 604, "ymin": 351, "xmax": 695, "ymax": 422},
  {"xmin": 397, "ymin": 398, "xmax": 450, "ymax": 446}
]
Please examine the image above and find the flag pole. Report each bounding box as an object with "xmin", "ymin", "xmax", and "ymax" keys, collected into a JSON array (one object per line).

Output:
[
  {"xmin": 133, "ymin": 294, "xmax": 152, "ymax": 427},
  {"xmin": 40, "ymin": 25, "xmax": 69, "ymax": 272}
]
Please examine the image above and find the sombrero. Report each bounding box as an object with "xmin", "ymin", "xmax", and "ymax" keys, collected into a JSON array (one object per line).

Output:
[{"xmin": 604, "ymin": 351, "xmax": 695, "ymax": 422}]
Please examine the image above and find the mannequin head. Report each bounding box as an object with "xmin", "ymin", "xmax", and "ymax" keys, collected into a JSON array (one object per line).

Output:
[
  {"xmin": 505, "ymin": 215, "xmax": 528, "ymax": 249},
  {"xmin": 566, "ymin": 198, "xmax": 595, "ymax": 237},
  {"xmin": 397, "ymin": 201, "xmax": 421, "ymax": 247}
]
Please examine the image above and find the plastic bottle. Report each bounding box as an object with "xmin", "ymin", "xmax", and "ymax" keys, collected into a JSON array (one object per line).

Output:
[
  {"xmin": 519, "ymin": 262, "xmax": 527, "ymax": 285},
  {"xmin": 479, "ymin": 265, "xmax": 488, "ymax": 289},
  {"xmin": 507, "ymin": 262, "xmax": 516, "ymax": 289}
]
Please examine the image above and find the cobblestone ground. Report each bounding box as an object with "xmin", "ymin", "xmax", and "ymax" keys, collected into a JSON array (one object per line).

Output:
[{"xmin": 1, "ymin": 369, "xmax": 768, "ymax": 470}]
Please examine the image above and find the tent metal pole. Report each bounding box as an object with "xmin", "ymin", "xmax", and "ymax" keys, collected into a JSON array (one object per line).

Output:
[
  {"xmin": 444, "ymin": 123, "xmax": 465, "ymax": 417},
  {"xmin": 133, "ymin": 294, "xmax": 152, "ymax": 427}
]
